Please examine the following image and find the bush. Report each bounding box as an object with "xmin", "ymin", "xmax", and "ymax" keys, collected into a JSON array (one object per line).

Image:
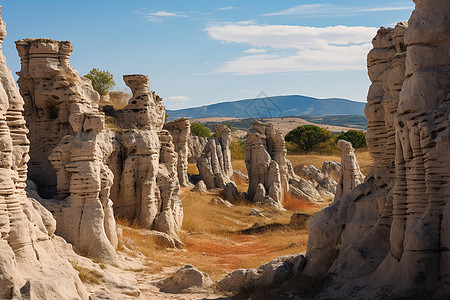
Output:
[
  {"xmin": 285, "ymin": 125, "xmax": 333, "ymax": 153},
  {"xmin": 336, "ymin": 130, "xmax": 367, "ymax": 149},
  {"xmin": 84, "ymin": 68, "xmax": 115, "ymax": 96},
  {"xmin": 190, "ymin": 123, "xmax": 211, "ymax": 137}
]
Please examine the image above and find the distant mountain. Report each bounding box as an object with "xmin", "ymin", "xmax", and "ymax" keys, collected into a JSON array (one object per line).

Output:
[{"xmin": 167, "ymin": 95, "xmax": 365, "ymax": 120}]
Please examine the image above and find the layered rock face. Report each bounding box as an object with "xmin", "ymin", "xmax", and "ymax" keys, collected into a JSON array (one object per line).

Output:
[
  {"xmin": 334, "ymin": 139, "xmax": 364, "ymax": 200},
  {"xmin": 0, "ymin": 9, "xmax": 88, "ymax": 298},
  {"xmin": 15, "ymin": 39, "xmax": 99, "ymax": 198},
  {"xmin": 304, "ymin": 2, "xmax": 450, "ymax": 296},
  {"xmin": 164, "ymin": 118, "xmax": 190, "ymax": 187},
  {"xmin": 16, "ymin": 38, "xmax": 118, "ymax": 261},
  {"xmin": 197, "ymin": 125, "xmax": 234, "ymax": 189},
  {"xmin": 111, "ymin": 75, "xmax": 183, "ymax": 240}
]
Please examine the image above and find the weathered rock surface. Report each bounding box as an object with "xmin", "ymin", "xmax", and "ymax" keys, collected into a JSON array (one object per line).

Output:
[
  {"xmin": 303, "ymin": 4, "xmax": 450, "ymax": 298},
  {"xmin": 321, "ymin": 160, "xmax": 341, "ymax": 181},
  {"xmin": 334, "ymin": 139, "xmax": 365, "ymax": 200},
  {"xmin": 0, "ymin": 9, "xmax": 88, "ymax": 298},
  {"xmin": 156, "ymin": 265, "xmax": 213, "ymax": 293},
  {"xmin": 163, "ymin": 118, "xmax": 190, "ymax": 187},
  {"xmin": 197, "ymin": 125, "xmax": 234, "ymax": 189},
  {"xmin": 187, "ymin": 135, "xmax": 208, "ymax": 163},
  {"xmin": 294, "ymin": 164, "xmax": 337, "ymax": 199},
  {"xmin": 16, "ymin": 38, "xmax": 118, "ymax": 261}
]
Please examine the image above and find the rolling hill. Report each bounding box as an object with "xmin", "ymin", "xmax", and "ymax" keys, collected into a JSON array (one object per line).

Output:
[{"xmin": 167, "ymin": 95, "xmax": 365, "ymax": 120}]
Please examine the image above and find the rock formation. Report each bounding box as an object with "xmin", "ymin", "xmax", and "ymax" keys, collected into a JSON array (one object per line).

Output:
[
  {"xmin": 302, "ymin": 3, "xmax": 450, "ymax": 297},
  {"xmin": 15, "ymin": 39, "xmax": 100, "ymax": 198},
  {"xmin": 16, "ymin": 38, "xmax": 118, "ymax": 261},
  {"xmin": 334, "ymin": 139, "xmax": 365, "ymax": 200},
  {"xmin": 110, "ymin": 75, "xmax": 183, "ymax": 242},
  {"xmin": 0, "ymin": 8, "xmax": 88, "ymax": 298},
  {"xmin": 321, "ymin": 160, "xmax": 341, "ymax": 181},
  {"xmin": 117, "ymin": 74, "xmax": 165, "ymax": 130},
  {"xmin": 197, "ymin": 124, "xmax": 234, "ymax": 189},
  {"xmin": 164, "ymin": 118, "xmax": 190, "ymax": 186},
  {"xmin": 188, "ymin": 135, "xmax": 208, "ymax": 163},
  {"xmin": 245, "ymin": 122, "xmax": 294, "ymax": 207},
  {"xmin": 245, "ymin": 121, "xmax": 333, "ymax": 207}
]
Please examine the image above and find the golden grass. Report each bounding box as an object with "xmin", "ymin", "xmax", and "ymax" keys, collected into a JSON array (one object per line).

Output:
[
  {"xmin": 118, "ymin": 152, "xmax": 374, "ymax": 283},
  {"xmin": 118, "ymin": 186, "xmax": 317, "ymax": 281}
]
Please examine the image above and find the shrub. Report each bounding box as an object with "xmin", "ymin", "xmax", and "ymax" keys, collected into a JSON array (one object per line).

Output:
[
  {"xmin": 191, "ymin": 122, "xmax": 211, "ymax": 137},
  {"xmin": 84, "ymin": 68, "xmax": 115, "ymax": 96},
  {"xmin": 336, "ymin": 130, "xmax": 367, "ymax": 149},
  {"xmin": 285, "ymin": 125, "xmax": 333, "ymax": 153}
]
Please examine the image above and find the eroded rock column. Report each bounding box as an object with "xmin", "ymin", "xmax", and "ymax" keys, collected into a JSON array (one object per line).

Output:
[{"xmin": 0, "ymin": 8, "xmax": 88, "ymax": 298}]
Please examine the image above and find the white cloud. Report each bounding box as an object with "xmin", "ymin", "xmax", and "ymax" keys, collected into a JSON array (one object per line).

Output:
[
  {"xmin": 219, "ymin": 6, "xmax": 236, "ymax": 10},
  {"xmin": 137, "ymin": 10, "xmax": 186, "ymax": 22},
  {"xmin": 205, "ymin": 23, "xmax": 378, "ymax": 75},
  {"xmin": 148, "ymin": 11, "xmax": 177, "ymax": 17},
  {"xmin": 243, "ymin": 48, "xmax": 267, "ymax": 54},
  {"xmin": 264, "ymin": 4, "xmax": 414, "ymax": 16},
  {"xmin": 166, "ymin": 95, "xmax": 190, "ymax": 102}
]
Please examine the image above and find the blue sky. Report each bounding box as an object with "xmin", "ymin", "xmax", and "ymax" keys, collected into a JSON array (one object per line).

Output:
[{"xmin": 1, "ymin": 1, "xmax": 414, "ymax": 109}]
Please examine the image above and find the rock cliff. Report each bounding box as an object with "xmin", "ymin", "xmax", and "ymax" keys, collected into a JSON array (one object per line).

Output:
[
  {"xmin": 0, "ymin": 8, "xmax": 88, "ymax": 298},
  {"xmin": 16, "ymin": 38, "xmax": 118, "ymax": 261},
  {"xmin": 303, "ymin": 1, "xmax": 450, "ymax": 296}
]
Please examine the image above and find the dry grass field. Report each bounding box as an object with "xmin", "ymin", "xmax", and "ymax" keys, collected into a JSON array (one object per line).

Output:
[{"xmin": 119, "ymin": 152, "xmax": 373, "ymax": 281}]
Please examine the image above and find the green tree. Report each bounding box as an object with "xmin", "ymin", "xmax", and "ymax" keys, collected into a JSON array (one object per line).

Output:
[
  {"xmin": 84, "ymin": 68, "xmax": 115, "ymax": 96},
  {"xmin": 190, "ymin": 123, "xmax": 211, "ymax": 137},
  {"xmin": 285, "ymin": 125, "xmax": 333, "ymax": 153},
  {"xmin": 337, "ymin": 130, "xmax": 367, "ymax": 149}
]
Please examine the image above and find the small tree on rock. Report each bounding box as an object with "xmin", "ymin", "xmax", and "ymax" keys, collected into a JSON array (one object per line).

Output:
[
  {"xmin": 285, "ymin": 125, "xmax": 333, "ymax": 153},
  {"xmin": 84, "ymin": 68, "xmax": 115, "ymax": 96}
]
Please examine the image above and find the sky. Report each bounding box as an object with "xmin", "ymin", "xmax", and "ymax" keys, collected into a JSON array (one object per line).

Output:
[{"xmin": 1, "ymin": 1, "xmax": 414, "ymax": 110}]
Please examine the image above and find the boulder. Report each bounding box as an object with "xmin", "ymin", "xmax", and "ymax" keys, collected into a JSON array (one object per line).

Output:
[
  {"xmin": 191, "ymin": 180, "xmax": 207, "ymax": 193},
  {"xmin": 218, "ymin": 254, "xmax": 306, "ymax": 293},
  {"xmin": 156, "ymin": 265, "xmax": 213, "ymax": 293},
  {"xmin": 209, "ymin": 197, "xmax": 233, "ymax": 208}
]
